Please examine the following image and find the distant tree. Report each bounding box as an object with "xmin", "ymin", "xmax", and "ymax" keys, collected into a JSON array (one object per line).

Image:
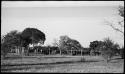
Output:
[
  {"xmin": 3, "ymin": 30, "xmax": 22, "ymax": 46},
  {"xmin": 89, "ymin": 40, "xmax": 103, "ymax": 55},
  {"xmin": 1, "ymin": 30, "xmax": 22, "ymax": 58},
  {"xmin": 58, "ymin": 35, "xmax": 83, "ymax": 55},
  {"xmin": 100, "ymin": 37, "xmax": 120, "ymax": 62},
  {"xmin": 21, "ymin": 28, "xmax": 46, "ymax": 55}
]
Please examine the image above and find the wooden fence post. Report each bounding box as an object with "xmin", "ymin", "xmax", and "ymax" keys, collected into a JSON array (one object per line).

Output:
[
  {"xmin": 71, "ymin": 50, "xmax": 72, "ymax": 56},
  {"xmin": 60, "ymin": 50, "xmax": 61, "ymax": 55},
  {"xmin": 49, "ymin": 48, "xmax": 50, "ymax": 55},
  {"xmin": 22, "ymin": 47, "xmax": 24, "ymax": 55},
  {"xmin": 37, "ymin": 48, "xmax": 38, "ymax": 54},
  {"xmin": 81, "ymin": 50, "xmax": 82, "ymax": 56}
]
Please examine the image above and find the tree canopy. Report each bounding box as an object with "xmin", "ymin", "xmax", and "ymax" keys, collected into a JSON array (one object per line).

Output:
[
  {"xmin": 1, "ymin": 28, "xmax": 46, "ymax": 57},
  {"xmin": 100, "ymin": 38, "xmax": 120, "ymax": 62},
  {"xmin": 1, "ymin": 30, "xmax": 22, "ymax": 57},
  {"xmin": 58, "ymin": 35, "xmax": 83, "ymax": 51},
  {"xmin": 21, "ymin": 28, "xmax": 46, "ymax": 47},
  {"xmin": 89, "ymin": 40, "xmax": 103, "ymax": 50}
]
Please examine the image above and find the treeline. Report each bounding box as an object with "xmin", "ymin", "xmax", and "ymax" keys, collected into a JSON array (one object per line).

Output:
[
  {"xmin": 1, "ymin": 28, "xmax": 46, "ymax": 57},
  {"xmin": 1, "ymin": 27, "xmax": 124, "ymax": 62}
]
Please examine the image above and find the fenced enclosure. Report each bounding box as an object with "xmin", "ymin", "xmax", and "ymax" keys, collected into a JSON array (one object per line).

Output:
[
  {"xmin": 28, "ymin": 50, "xmax": 85, "ymax": 56},
  {"xmin": 2, "ymin": 45, "xmax": 123, "ymax": 73},
  {"xmin": 7, "ymin": 47, "xmax": 91, "ymax": 57}
]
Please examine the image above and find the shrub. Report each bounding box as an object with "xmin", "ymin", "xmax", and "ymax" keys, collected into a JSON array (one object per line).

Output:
[
  {"xmin": 100, "ymin": 38, "xmax": 120, "ymax": 62},
  {"xmin": 119, "ymin": 47, "xmax": 124, "ymax": 59}
]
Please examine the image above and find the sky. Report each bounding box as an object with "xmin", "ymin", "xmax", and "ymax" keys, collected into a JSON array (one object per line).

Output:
[{"xmin": 1, "ymin": 1, "xmax": 124, "ymax": 47}]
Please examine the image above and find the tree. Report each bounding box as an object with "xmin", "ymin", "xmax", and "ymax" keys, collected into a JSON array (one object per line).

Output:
[
  {"xmin": 1, "ymin": 43, "xmax": 10, "ymax": 58},
  {"xmin": 21, "ymin": 28, "xmax": 46, "ymax": 55},
  {"xmin": 119, "ymin": 47, "xmax": 124, "ymax": 59},
  {"xmin": 105, "ymin": 5, "xmax": 124, "ymax": 38},
  {"xmin": 58, "ymin": 35, "xmax": 83, "ymax": 55},
  {"xmin": 59, "ymin": 35, "xmax": 82, "ymax": 50},
  {"xmin": 89, "ymin": 40, "xmax": 103, "ymax": 55},
  {"xmin": 21, "ymin": 28, "xmax": 46, "ymax": 45},
  {"xmin": 100, "ymin": 37, "xmax": 120, "ymax": 62},
  {"xmin": 118, "ymin": 5, "xmax": 124, "ymax": 18},
  {"xmin": 1, "ymin": 35, "xmax": 5, "ymax": 44},
  {"xmin": 1, "ymin": 30, "xmax": 22, "ymax": 58},
  {"xmin": 1, "ymin": 28, "xmax": 46, "ymax": 57},
  {"xmin": 2, "ymin": 30, "xmax": 21, "ymax": 46}
]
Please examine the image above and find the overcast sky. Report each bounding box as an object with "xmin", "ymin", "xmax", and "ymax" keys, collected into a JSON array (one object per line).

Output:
[{"xmin": 1, "ymin": 1, "xmax": 124, "ymax": 47}]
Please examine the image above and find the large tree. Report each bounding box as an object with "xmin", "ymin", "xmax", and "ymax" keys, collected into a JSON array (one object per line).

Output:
[
  {"xmin": 21, "ymin": 28, "xmax": 46, "ymax": 55},
  {"xmin": 1, "ymin": 28, "xmax": 46, "ymax": 57},
  {"xmin": 1, "ymin": 30, "xmax": 22, "ymax": 57},
  {"xmin": 57, "ymin": 35, "xmax": 83, "ymax": 55}
]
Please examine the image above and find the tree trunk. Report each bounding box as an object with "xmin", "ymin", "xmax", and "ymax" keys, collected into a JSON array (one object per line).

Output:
[
  {"xmin": 81, "ymin": 50, "xmax": 82, "ymax": 56},
  {"xmin": 106, "ymin": 56, "xmax": 111, "ymax": 63},
  {"xmin": 60, "ymin": 50, "xmax": 61, "ymax": 55},
  {"xmin": 71, "ymin": 50, "xmax": 72, "ymax": 55}
]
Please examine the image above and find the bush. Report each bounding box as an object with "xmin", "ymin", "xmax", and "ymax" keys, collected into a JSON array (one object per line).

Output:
[
  {"xmin": 100, "ymin": 38, "xmax": 120, "ymax": 62},
  {"xmin": 119, "ymin": 47, "xmax": 124, "ymax": 59},
  {"xmin": 1, "ymin": 43, "xmax": 11, "ymax": 58}
]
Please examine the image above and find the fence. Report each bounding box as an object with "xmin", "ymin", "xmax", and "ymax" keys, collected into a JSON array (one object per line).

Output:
[
  {"xmin": 8, "ymin": 47, "xmax": 91, "ymax": 56},
  {"xmin": 28, "ymin": 48, "xmax": 90, "ymax": 56}
]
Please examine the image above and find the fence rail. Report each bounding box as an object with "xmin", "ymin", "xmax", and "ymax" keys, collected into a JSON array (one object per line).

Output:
[{"xmin": 9, "ymin": 48, "xmax": 91, "ymax": 56}]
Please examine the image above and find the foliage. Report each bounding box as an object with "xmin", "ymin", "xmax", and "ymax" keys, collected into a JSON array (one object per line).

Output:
[
  {"xmin": 119, "ymin": 47, "xmax": 124, "ymax": 59},
  {"xmin": 1, "ymin": 28, "xmax": 46, "ymax": 56},
  {"xmin": 21, "ymin": 28, "xmax": 46, "ymax": 47},
  {"xmin": 21, "ymin": 28, "xmax": 46, "ymax": 55},
  {"xmin": 81, "ymin": 48, "xmax": 91, "ymax": 55},
  {"xmin": 118, "ymin": 5, "xmax": 124, "ymax": 17},
  {"xmin": 89, "ymin": 38, "xmax": 120, "ymax": 62},
  {"xmin": 102, "ymin": 5, "xmax": 124, "ymax": 61},
  {"xmin": 100, "ymin": 38, "xmax": 120, "ymax": 62},
  {"xmin": 105, "ymin": 5, "xmax": 124, "ymax": 37},
  {"xmin": 28, "ymin": 46, "xmax": 59, "ymax": 55},
  {"xmin": 2, "ymin": 30, "xmax": 22, "ymax": 46},
  {"xmin": 1, "ymin": 30, "xmax": 22, "ymax": 57},
  {"xmin": 89, "ymin": 40, "xmax": 103, "ymax": 55},
  {"xmin": 58, "ymin": 35, "xmax": 83, "ymax": 54},
  {"xmin": 1, "ymin": 43, "xmax": 10, "ymax": 57}
]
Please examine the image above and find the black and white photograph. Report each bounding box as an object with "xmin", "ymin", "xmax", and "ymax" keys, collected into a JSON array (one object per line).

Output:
[{"xmin": 1, "ymin": 1, "xmax": 124, "ymax": 73}]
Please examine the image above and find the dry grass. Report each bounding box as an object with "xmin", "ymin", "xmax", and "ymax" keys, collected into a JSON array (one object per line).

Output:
[{"xmin": 1, "ymin": 55, "xmax": 124, "ymax": 73}]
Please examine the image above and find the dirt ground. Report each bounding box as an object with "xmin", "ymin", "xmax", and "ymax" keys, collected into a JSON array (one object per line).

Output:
[{"xmin": 1, "ymin": 55, "xmax": 124, "ymax": 73}]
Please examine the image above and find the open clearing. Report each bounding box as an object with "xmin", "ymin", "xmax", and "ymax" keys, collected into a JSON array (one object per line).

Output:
[{"xmin": 1, "ymin": 55, "xmax": 124, "ymax": 73}]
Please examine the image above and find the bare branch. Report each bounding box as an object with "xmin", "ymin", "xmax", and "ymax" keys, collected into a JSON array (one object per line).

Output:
[
  {"xmin": 105, "ymin": 20, "xmax": 124, "ymax": 35},
  {"xmin": 104, "ymin": 6, "xmax": 124, "ymax": 38},
  {"xmin": 118, "ymin": 20, "xmax": 124, "ymax": 28},
  {"xmin": 110, "ymin": 24, "xmax": 124, "ymax": 34}
]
